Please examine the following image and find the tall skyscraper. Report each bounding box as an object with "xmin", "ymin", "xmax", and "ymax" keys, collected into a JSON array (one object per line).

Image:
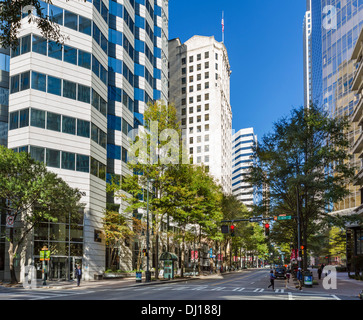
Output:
[
  {"xmin": 168, "ymin": 35, "xmax": 232, "ymax": 195},
  {"xmin": 305, "ymin": 1, "xmax": 363, "ymax": 269},
  {"xmin": 303, "ymin": 0, "xmax": 323, "ymax": 108},
  {"xmin": 232, "ymin": 128, "xmax": 258, "ymax": 208},
  {"xmin": 3, "ymin": 0, "xmax": 168, "ymax": 282}
]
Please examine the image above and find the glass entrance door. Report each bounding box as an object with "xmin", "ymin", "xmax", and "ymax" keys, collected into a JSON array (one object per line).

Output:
[{"xmin": 49, "ymin": 257, "xmax": 68, "ymax": 280}]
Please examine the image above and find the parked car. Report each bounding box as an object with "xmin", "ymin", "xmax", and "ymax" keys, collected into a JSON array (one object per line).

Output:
[
  {"xmin": 274, "ymin": 267, "xmax": 286, "ymax": 279},
  {"xmin": 359, "ymin": 290, "xmax": 363, "ymax": 300}
]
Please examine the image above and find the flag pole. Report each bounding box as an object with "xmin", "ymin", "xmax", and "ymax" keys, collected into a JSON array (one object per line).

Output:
[{"xmin": 222, "ymin": 11, "xmax": 224, "ymax": 43}]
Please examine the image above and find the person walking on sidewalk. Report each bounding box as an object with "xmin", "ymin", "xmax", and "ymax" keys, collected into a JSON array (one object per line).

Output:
[
  {"xmin": 318, "ymin": 266, "xmax": 323, "ymax": 280},
  {"xmin": 268, "ymin": 270, "xmax": 276, "ymax": 290},
  {"xmin": 296, "ymin": 268, "xmax": 303, "ymax": 290},
  {"xmin": 75, "ymin": 265, "xmax": 82, "ymax": 287}
]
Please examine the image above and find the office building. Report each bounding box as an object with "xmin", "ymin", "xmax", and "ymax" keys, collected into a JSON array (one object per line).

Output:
[
  {"xmin": 305, "ymin": 0, "xmax": 363, "ymax": 269},
  {"xmin": 347, "ymin": 28, "xmax": 363, "ymax": 270},
  {"xmin": 1, "ymin": 0, "xmax": 169, "ymax": 282},
  {"xmin": 303, "ymin": 0, "xmax": 323, "ymax": 108},
  {"xmin": 168, "ymin": 35, "xmax": 232, "ymax": 195},
  {"xmin": 232, "ymin": 128, "xmax": 257, "ymax": 208}
]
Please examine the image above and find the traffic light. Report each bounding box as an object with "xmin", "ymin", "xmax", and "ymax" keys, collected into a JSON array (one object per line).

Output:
[
  {"xmin": 264, "ymin": 223, "xmax": 270, "ymax": 236},
  {"xmin": 230, "ymin": 225, "xmax": 235, "ymax": 237}
]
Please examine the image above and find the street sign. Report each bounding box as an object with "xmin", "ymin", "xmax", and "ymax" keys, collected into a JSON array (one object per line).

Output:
[
  {"xmin": 249, "ymin": 217, "xmax": 262, "ymax": 222},
  {"xmin": 6, "ymin": 215, "xmax": 14, "ymax": 228},
  {"xmin": 40, "ymin": 249, "xmax": 50, "ymax": 261},
  {"xmin": 277, "ymin": 216, "xmax": 292, "ymax": 221}
]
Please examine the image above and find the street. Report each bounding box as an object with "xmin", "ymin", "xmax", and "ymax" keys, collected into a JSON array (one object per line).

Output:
[{"xmin": 0, "ymin": 268, "xmax": 362, "ymax": 301}]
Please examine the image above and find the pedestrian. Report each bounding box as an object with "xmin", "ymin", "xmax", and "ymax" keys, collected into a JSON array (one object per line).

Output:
[
  {"xmin": 286, "ymin": 269, "xmax": 291, "ymax": 284},
  {"xmin": 296, "ymin": 268, "xmax": 303, "ymax": 290},
  {"xmin": 75, "ymin": 265, "xmax": 82, "ymax": 287},
  {"xmin": 268, "ymin": 270, "xmax": 276, "ymax": 290},
  {"xmin": 318, "ymin": 266, "xmax": 322, "ymax": 280}
]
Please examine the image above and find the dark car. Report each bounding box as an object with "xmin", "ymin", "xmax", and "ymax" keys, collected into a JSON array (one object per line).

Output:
[{"xmin": 274, "ymin": 267, "xmax": 286, "ymax": 279}]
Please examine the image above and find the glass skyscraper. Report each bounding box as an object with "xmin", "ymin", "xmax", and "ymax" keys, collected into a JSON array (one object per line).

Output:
[
  {"xmin": 304, "ymin": 0, "xmax": 323, "ymax": 108},
  {"xmin": 305, "ymin": 1, "xmax": 363, "ymax": 214}
]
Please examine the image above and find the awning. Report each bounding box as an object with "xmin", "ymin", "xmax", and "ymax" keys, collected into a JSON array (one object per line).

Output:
[{"xmin": 159, "ymin": 252, "xmax": 178, "ymax": 261}]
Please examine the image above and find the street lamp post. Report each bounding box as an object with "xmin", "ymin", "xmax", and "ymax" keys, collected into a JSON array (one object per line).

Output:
[{"xmin": 145, "ymin": 178, "xmax": 154, "ymax": 282}]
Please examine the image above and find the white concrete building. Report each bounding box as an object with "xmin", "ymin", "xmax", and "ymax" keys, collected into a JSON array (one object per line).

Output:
[
  {"xmin": 232, "ymin": 128, "xmax": 258, "ymax": 208},
  {"xmin": 3, "ymin": 0, "xmax": 169, "ymax": 282},
  {"xmin": 168, "ymin": 36, "xmax": 232, "ymax": 194},
  {"xmin": 7, "ymin": 0, "xmax": 108, "ymax": 281}
]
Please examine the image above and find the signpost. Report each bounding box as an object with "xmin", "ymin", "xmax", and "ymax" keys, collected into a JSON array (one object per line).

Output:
[
  {"xmin": 6, "ymin": 215, "xmax": 14, "ymax": 228},
  {"xmin": 40, "ymin": 246, "xmax": 50, "ymax": 285}
]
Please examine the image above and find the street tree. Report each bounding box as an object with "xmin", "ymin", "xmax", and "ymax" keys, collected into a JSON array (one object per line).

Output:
[
  {"xmin": 0, "ymin": 146, "xmax": 83, "ymax": 284},
  {"xmin": 247, "ymin": 105, "xmax": 358, "ymax": 269}
]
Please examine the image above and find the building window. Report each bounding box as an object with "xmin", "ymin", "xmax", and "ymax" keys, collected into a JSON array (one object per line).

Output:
[
  {"xmin": 61, "ymin": 116, "xmax": 76, "ymax": 136},
  {"xmin": 78, "ymin": 84, "xmax": 90, "ymax": 103},
  {"xmin": 47, "ymin": 75, "xmax": 62, "ymax": 96},
  {"xmin": 205, "ymin": 52, "xmax": 209, "ymax": 59},
  {"xmin": 19, "ymin": 109, "xmax": 29, "ymax": 128},
  {"xmin": 32, "ymin": 35, "xmax": 47, "ymax": 55},
  {"xmin": 30, "ymin": 146, "xmax": 45, "ymax": 163},
  {"xmin": 48, "ymin": 40, "xmax": 62, "ymax": 60},
  {"xmin": 77, "ymin": 119, "xmax": 90, "ymax": 138},
  {"xmin": 31, "ymin": 71, "xmax": 46, "ymax": 92},
  {"xmin": 64, "ymin": 10, "xmax": 78, "ymax": 31},
  {"xmin": 31, "ymin": 109, "xmax": 45, "ymax": 129},
  {"xmin": 47, "ymin": 112, "xmax": 61, "ymax": 132},
  {"xmin": 64, "ymin": 45, "xmax": 77, "ymax": 65},
  {"xmin": 189, "ymin": 56, "xmax": 193, "ymax": 63},
  {"xmin": 62, "ymin": 151, "xmax": 76, "ymax": 170},
  {"xmin": 20, "ymin": 71, "xmax": 30, "ymax": 91},
  {"xmin": 63, "ymin": 80, "xmax": 77, "ymax": 100},
  {"xmin": 46, "ymin": 148, "xmax": 60, "ymax": 168},
  {"xmin": 189, "ymin": 107, "xmax": 193, "ymax": 114},
  {"xmin": 76, "ymin": 154, "xmax": 90, "ymax": 173}
]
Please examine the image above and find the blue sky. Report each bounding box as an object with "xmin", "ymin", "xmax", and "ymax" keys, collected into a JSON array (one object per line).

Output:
[{"xmin": 169, "ymin": 0, "xmax": 307, "ymax": 140}]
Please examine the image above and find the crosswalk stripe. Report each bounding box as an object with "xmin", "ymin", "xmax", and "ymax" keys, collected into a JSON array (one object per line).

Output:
[
  {"xmin": 253, "ymin": 288, "xmax": 264, "ymax": 293},
  {"xmin": 211, "ymin": 287, "xmax": 226, "ymax": 291},
  {"xmin": 232, "ymin": 288, "xmax": 245, "ymax": 292}
]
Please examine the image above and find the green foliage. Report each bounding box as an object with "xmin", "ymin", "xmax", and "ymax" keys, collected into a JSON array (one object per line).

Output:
[
  {"xmin": 0, "ymin": 145, "xmax": 83, "ymax": 283},
  {"xmin": 0, "ymin": 0, "xmax": 70, "ymax": 49},
  {"xmin": 246, "ymin": 105, "xmax": 356, "ymax": 268}
]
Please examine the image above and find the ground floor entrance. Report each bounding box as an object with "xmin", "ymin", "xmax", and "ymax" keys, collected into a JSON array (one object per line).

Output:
[{"xmin": 34, "ymin": 256, "xmax": 82, "ymax": 281}]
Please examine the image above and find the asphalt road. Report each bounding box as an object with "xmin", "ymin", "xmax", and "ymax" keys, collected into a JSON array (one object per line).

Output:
[{"xmin": 1, "ymin": 268, "xmax": 361, "ymax": 301}]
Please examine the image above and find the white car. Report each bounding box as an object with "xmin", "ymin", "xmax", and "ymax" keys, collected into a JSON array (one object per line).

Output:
[{"xmin": 265, "ymin": 265, "xmax": 271, "ymax": 269}]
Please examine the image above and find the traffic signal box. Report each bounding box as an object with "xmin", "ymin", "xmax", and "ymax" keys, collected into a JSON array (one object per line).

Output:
[
  {"xmin": 264, "ymin": 223, "xmax": 270, "ymax": 236},
  {"xmin": 230, "ymin": 225, "xmax": 235, "ymax": 237}
]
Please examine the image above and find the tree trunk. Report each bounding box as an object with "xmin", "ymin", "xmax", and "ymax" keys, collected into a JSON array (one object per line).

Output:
[
  {"xmin": 155, "ymin": 233, "xmax": 159, "ymax": 279},
  {"xmin": 8, "ymin": 229, "xmax": 18, "ymax": 284}
]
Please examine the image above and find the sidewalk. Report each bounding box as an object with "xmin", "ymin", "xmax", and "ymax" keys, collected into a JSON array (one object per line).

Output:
[
  {"xmin": 285, "ymin": 268, "xmax": 363, "ymax": 294},
  {"xmin": 0, "ymin": 271, "xmax": 228, "ymax": 290}
]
